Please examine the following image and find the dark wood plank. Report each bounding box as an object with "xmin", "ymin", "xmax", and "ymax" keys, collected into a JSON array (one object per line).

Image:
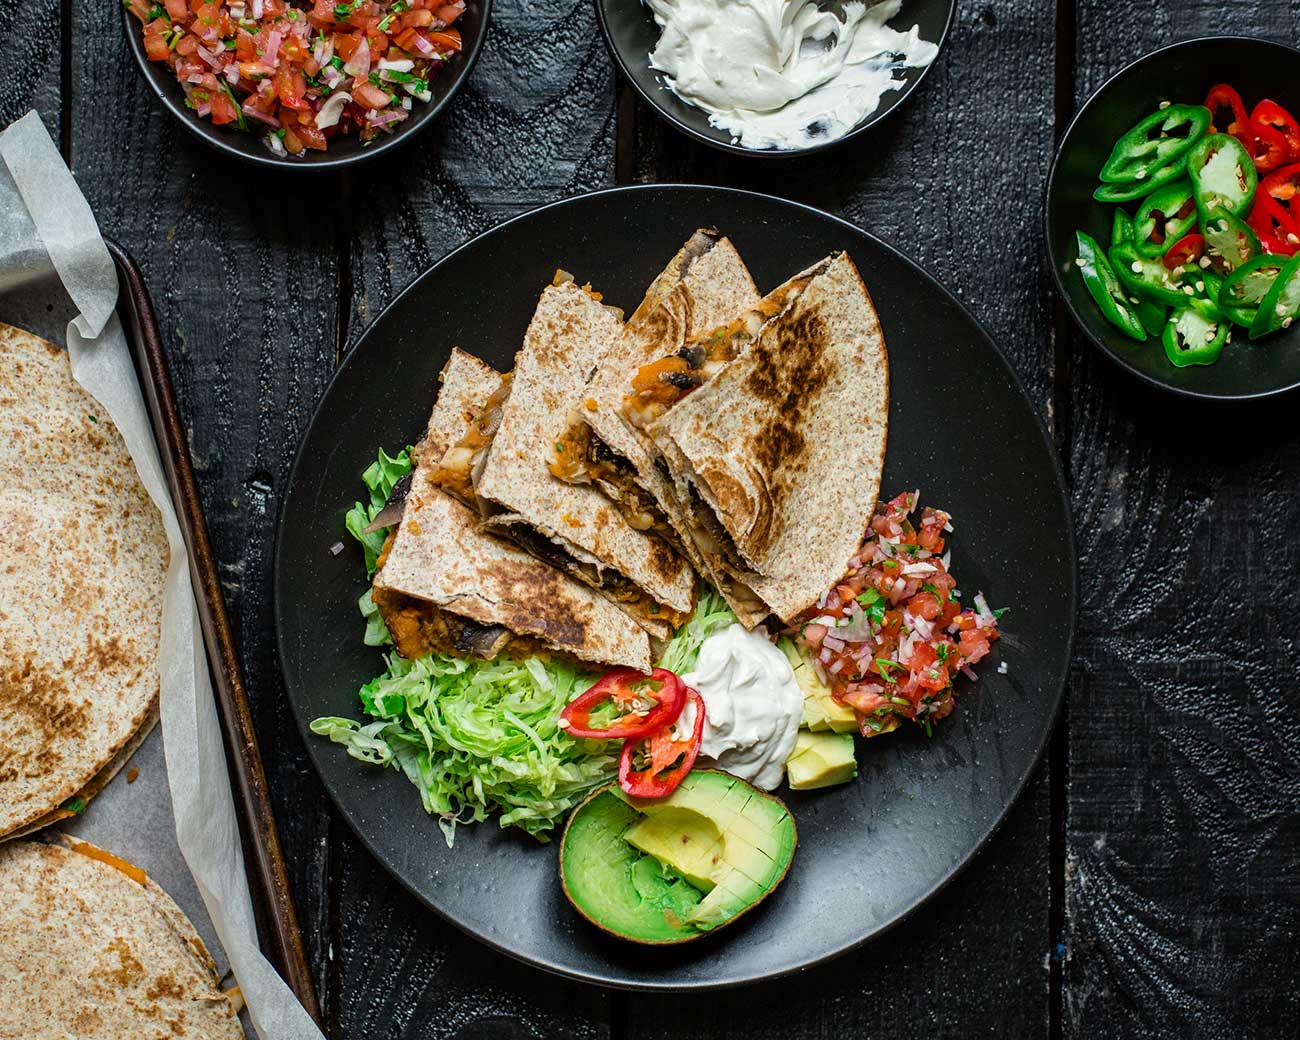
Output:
[
  {"xmin": 0, "ymin": 0, "xmax": 61, "ymax": 134},
  {"xmin": 69, "ymin": 3, "xmax": 344, "ymax": 1020},
  {"xmin": 1066, "ymin": 4, "xmax": 1300, "ymax": 1037},
  {"xmin": 347, "ymin": 0, "xmax": 620, "ymax": 334},
  {"xmin": 331, "ymin": 0, "xmax": 621, "ymax": 1034},
  {"xmin": 630, "ymin": 3, "xmax": 1061, "ymax": 1036}
]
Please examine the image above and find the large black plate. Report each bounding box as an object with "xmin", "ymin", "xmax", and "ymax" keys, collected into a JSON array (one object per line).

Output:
[{"xmin": 275, "ymin": 185, "xmax": 1076, "ymax": 989}]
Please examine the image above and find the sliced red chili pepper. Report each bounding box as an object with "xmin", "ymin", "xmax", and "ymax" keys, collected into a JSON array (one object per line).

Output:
[
  {"xmin": 1205, "ymin": 84, "xmax": 1253, "ymax": 148},
  {"xmin": 1262, "ymin": 163, "xmax": 1300, "ymax": 204},
  {"xmin": 1251, "ymin": 99, "xmax": 1300, "ymax": 162},
  {"xmin": 560, "ymin": 667, "xmax": 685, "ymax": 741},
  {"xmin": 1247, "ymin": 194, "xmax": 1300, "ymax": 257},
  {"xmin": 1163, "ymin": 232, "xmax": 1206, "ymax": 271},
  {"xmin": 618, "ymin": 688, "xmax": 705, "ymax": 799},
  {"xmin": 1248, "ymin": 117, "xmax": 1290, "ymax": 174}
]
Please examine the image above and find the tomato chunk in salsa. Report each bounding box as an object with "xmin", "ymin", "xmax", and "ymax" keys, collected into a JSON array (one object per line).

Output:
[
  {"xmin": 792, "ymin": 491, "xmax": 1004, "ymax": 737},
  {"xmin": 126, "ymin": 0, "xmax": 466, "ymax": 156}
]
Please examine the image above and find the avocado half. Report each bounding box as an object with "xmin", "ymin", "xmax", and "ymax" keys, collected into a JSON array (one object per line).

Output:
[{"xmin": 559, "ymin": 770, "xmax": 797, "ymax": 945}]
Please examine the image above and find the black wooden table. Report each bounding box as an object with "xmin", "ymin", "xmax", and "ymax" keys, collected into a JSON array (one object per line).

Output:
[{"xmin": 8, "ymin": 1, "xmax": 1299, "ymax": 1036}]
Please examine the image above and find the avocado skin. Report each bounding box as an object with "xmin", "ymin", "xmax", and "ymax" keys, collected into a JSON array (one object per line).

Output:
[{"xmin": 559, "ymin": 771, "xmax": 797, "ymax": 944}]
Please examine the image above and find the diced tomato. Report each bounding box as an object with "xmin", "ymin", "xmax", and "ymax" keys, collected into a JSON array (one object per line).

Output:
[
  {"xmin": 209, "ymin": 88, "xmax": 238, "ymax": 125},
  {"xmin": 132, "ymin": 0, "xmax": 453, "ymax": 156},
  {"xmin": 428, "ymin": 29, "xmax": 461, "ymax": 51},
  {"xmin": 144, "ymin": 32, "xmax": 172, "ymax": 61},
  {"xmin": 275, "ymin": 67, "xmax": 308, "ymax": 109},
  {"xmin": 335, "ymin": 31, "xmax": 362, "ymax": 59},
  {"xmin": 352, "ymin": 81, "xmax": 392, "ymax": 109}
]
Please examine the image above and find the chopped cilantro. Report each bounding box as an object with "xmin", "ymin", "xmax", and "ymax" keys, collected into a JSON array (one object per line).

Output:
[
  {"xmin": 334, "ymin": 2, "xmax": 355, "ymax": 17},
  {"xmin": 88, "ymin": 414, "xmax": 97, "ymax": 423},
  {"xmin": 993, "ymin": 607, "xmax": 1010, "ymax": 619},
  {"xmin": 61, "ymin": 796, "xmax": 87, "ymax": 815}
]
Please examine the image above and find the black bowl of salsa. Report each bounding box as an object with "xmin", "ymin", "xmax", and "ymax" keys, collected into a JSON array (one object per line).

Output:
[
  {"xmin": 1046, "ymin": 36, "xmax": 1300, "ymax": 400},
  {"xmin": 121, "ymin": 0, "xmax": 490, "ymax": 170}
]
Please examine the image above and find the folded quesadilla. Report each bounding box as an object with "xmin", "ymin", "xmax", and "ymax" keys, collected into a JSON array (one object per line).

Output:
[
  {"xmin": 0, "ymin": 323, "xmax": 167, "ymax": 842},
  {"xmin": 468, "ymin": 278, "xmax": 698, "ymax": 637},
  {"xmin": 647, "ymin": 251, "xmax": 889, "ymax": 623},
  {"xmin": 0, "ymin": 837, "xmax": 244, "ymax": 1039},
  {"xmin": 597, "ymin": 256, "xmax": 837, "ymax": 625},
  {"xmin": 549, "ymin": 231, "xmax": 759, "ymax": 565},
  {"xmin": 372, "ymin": 348, "xmax": 652, "ymax": 671}
]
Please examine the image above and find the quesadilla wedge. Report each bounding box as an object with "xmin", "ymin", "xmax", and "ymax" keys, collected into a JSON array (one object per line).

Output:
[
  {"xmin": 0, "ymin": 323, "xmax": 167, "ymax": 842},
  {"xmin": 549, "ymin": 231, "xmax": 759, "ymax": 563},
  {"xmin": 648, "ymin": 251, "xmax": 889, "ymax": 623},
  {"xmin": 470, "ymin": 279, "xmax": 698, "ymax": 637},
  {"xmin": 0, "ymin": 837, "xmax": 243, "ymax": 1038},
  {"xmin": 372, "ymin": 348, "xmax": 652, "ymax": 671},
  {"xmin": 598, "ymin": 256, "xmax": 839, "ymax": 625}
]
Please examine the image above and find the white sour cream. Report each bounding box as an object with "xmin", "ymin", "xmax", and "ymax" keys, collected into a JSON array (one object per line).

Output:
[
  {"xmin": 643, "ymin": 0, "xmax": 939, "ymax": 151},
  {"xmin": 678, "ymin": 624, "xmax": 803, "ymax": 790}
]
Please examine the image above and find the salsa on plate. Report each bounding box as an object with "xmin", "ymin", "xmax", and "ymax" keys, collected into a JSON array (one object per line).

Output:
[{"xmin": 125, "ymin": 0, "xmax": 465, "ymax": 156}]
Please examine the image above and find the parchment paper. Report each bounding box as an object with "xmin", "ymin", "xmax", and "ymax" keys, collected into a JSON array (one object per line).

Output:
[{"xmin": 0, "ymin": 111, "xmax": 323, "ymax": 1040}]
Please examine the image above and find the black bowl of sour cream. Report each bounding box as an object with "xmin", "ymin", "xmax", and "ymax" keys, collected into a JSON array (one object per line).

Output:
[{"xmin": 595, "ymin": 0, "xmax": 954, "ymax": 156}]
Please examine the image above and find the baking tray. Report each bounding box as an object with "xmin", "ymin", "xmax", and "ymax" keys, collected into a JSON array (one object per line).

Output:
[{"xmin": 105, "ymin": 237, "xmax": 322, "ymax": 1023}]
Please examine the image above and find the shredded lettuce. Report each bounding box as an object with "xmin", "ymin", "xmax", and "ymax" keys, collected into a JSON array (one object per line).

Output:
[
  {"xmin": 310, "ymin": 652, "xmax": 616, "ymax": 845},
  {"xmin": 655, "ymin": 586, "xmax": 737, "ymax": 674},
  {"xmin": 344, "ymin": 445, "xmax": 414, "ymax": 576},
  {"xmin": 315, "ymin": 445, "xmax": 737, "ymax": 847}
]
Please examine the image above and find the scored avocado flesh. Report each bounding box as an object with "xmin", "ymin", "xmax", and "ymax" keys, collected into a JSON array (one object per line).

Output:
[{"xmin": 560, "ymin": 771, "xmax": 796, "ymax": 943}]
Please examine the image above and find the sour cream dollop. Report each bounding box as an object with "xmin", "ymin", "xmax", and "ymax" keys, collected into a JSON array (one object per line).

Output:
[
  {"xmin": 643, "ymin": 0, "xmax": 939, "ymax": 151},
  {"xmin": 678, "ymin": 624, "xmax": 803, "ymax": 791}
]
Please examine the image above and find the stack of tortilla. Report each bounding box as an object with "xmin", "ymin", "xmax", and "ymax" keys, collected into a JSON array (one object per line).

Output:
[
  {"xmin": 0, "ymin": 322, "xmax": 168, "ymax": 840},
  {"xmin": 371, "ymin": 231, "xmax": 889, "ymax": 667},
  {"xmin": 0, "ymin": 837, "xmax": 243, "ymax": 1038}
]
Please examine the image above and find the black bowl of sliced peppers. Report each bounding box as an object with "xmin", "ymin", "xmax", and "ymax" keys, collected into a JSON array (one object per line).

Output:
[{"xmin": 1047, "ymin": 37, "xmax": 1300, "ymax": 399}]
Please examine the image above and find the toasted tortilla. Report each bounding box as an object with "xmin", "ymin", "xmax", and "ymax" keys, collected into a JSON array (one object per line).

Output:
[
  {"xmin": 0, "ymin": 323, "xmax": 168, "ymax": 841},
  {"xmin": 373, "ymin": 349, "xmax": 652, "ymax": 671},
  {"xmin": 565, "ymin": 231, "xmax": 759, "ymax": 571},
  {"xmin": 473, "ymin": 280, "xmax": 696, "ymax": 635},
  {"xmin": 615, "ymin": 256, "xmax": 836, "ymax": 626},
  {"xmin": 649, "ymin": 252, "xmax": 889, "ymax": 622},
  {"xmin": 0, "ymin": 837, "xmax": 243, "ymax": 1038}
]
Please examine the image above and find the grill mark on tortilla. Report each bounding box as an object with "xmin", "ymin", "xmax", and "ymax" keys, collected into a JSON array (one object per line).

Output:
[{"xmin": 735, "ymin": 307, "xmax": 834, "ymax": 559}]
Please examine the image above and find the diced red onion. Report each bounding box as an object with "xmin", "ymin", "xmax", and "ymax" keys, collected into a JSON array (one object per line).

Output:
[
  {"xmin": 822, "ymin": 635, "xmax": 845, "ymax": 653},
  {"xmin": 940, "ymin": 550, "xmax": 951, "ymax": 570},
  {"xmin": 314, "ymin": 91, "xmax": 352, "ymax": 128},
  {"xmin": 225, "ymin": 65, "xmax": 240, "ymax": 85},
  {"xmin": 902, "ymin": 562, "xmax": 937, "ymax": 577},
  {"xmin": 265, "ymin": 30, "xmax": 282, "ymax": 67},
  {"xmin": 961, "ymin": 664, "xmax": 978, "ymax": 681},
  {"xmin": 186, "ymin": 72, "xmax": 204, "ymax": 84},
  {"xmin": 909, "ymin": 612, "xmax": 934, "ymax": 640},
  {"xmin": 974, "ymin": 593, "xmax": 995, "ymax": 626},
  {"xmin": 196, "ymin": 43, "xmax": 224, "ymax": 70},
  {"xmin": 329, "ymin": 541, "xmax": 345, "ymax": 556},
  {"xmin": 411, "ymin": 33, "xmax": 436, "ymax": 56},
  {"xmin": 829, "ymin": 659, "xmax": 845, "ymax": 675},
  {"xmin": 264, "ymin": 131, "xmax": 287, "ymax": 156},
  {"xmin": 251, "ymin": 0, "xmax": 264, "ymax": 17},
  {"xmin": 343, "ymin": 36, "xmax": 370, "ymax": 77},
  {"xmin": 368, "ymin": 108, "xmax": 407, "ymax": 128},
  {"xmin": 241, "ymin": 101, "xmax": 281, "ymax": 127}
]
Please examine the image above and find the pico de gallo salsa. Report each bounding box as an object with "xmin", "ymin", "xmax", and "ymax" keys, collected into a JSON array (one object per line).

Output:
[
  {"xmin": 791, "ymin": 491, "xmax": 1003, "ymax": 738},
  {"xmin": 125, "ymin": 0, "xmax": 465, "ymax": 156}
]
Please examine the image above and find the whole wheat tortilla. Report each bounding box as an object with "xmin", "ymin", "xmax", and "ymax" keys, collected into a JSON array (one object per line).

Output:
[
  {"xmin": 374, "ymin": 349, "xmax": 653, "ymax": 670},
  {"xmin": 474, "ymin": 282, "xmax": 696, "ymax": 629},
  {"xmin": 651, "ymin": 253, "xmax": 890, "ymax": 622},
  {"xmin": 0, "ymin": 323, "xmax": 168, "ymax": 840},
  {"xmin": 0, "ymin": 838, "xmax": 243, "ymax": 1039}
]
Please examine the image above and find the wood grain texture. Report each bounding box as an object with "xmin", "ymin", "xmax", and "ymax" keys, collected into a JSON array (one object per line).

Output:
[
  {"xmin": 1066, "ymin": 4, "xmax": 1300, "ymax": 1038},
  {"xmin": 0, "ymin": 0, "xmax": 60, "ymax": 132},
  {"xmin": 346, "ymin": 0, "xmax": 619, "ymax": 334},
  {"xmin": 69, "ymin": 2, "xmax": 343, "ymax": 1019}
]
